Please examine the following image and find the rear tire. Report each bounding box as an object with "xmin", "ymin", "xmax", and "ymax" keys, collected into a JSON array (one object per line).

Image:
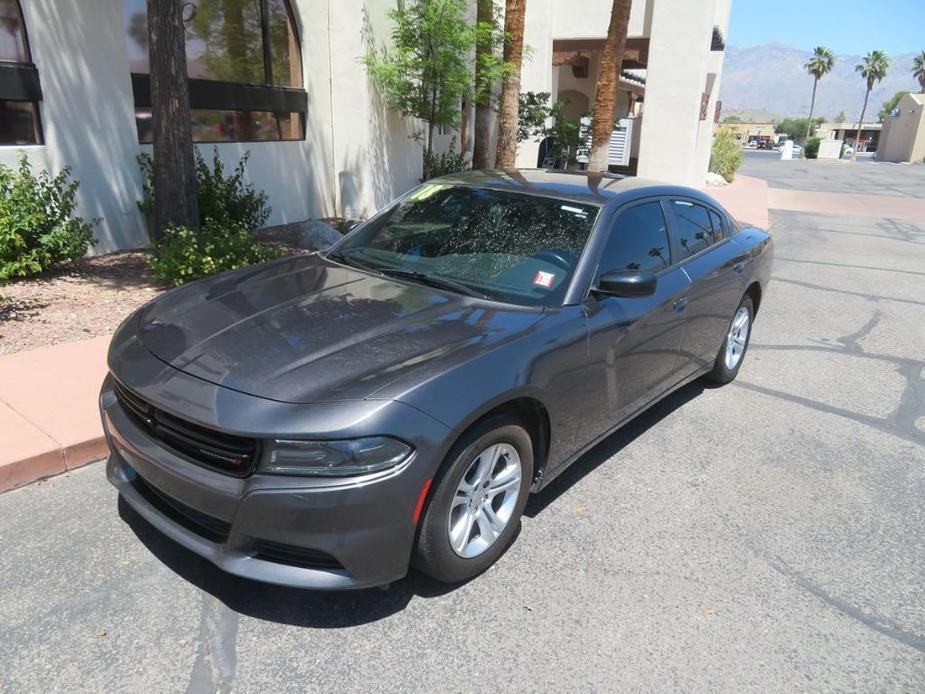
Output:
[
  {"xmin": 705, "ymin": 294, "xmax": 754, "ymax": 385},
  {"xmin": 414, "ymin": 416, "xmax": 533, "ymax": 584}
]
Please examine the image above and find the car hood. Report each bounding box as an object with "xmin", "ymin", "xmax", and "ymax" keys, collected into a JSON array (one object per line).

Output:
[{"xmin": 138, "ymin": 254, "xmax": 544, "ymax": 403}]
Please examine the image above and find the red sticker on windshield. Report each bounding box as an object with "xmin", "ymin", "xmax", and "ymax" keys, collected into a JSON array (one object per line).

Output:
[{"xmin": 533, "ymin": 270, "xmax": 556, "ymax": 288}]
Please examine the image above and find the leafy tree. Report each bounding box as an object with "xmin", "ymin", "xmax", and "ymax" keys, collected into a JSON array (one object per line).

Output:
[
  {"xmin": 517, "ymin": 92, "xmax": 586, "ymax": 168},
  {"xmin": 852, "ymin": 50, "xmax": 890, "ymax": 160},
  {"xmin": 912, "ymin": 51, "xmax": 925, "ymax": 92},
  {"xmin": 589, "ymin": 0, "xmax": 632, "ymax": 172},
  {"xmin": 495, "ymin": 0, "xmax": 527, "ymax": 168},
  {"xmin": 147, "ymin": 0, "xmax": 199, "ymax": 240},
  {"xmin": 365, "ymin": 0, "xmax": 475, "ymax": 180},
  {"xmin": 802, "ymin": 46, "xmax": 835, "ymax": 144},
  {"xmin": 834, "ymin": 110, "xmax": 847, "ymax": 123},
  {"xmin": 774, "ymin": 117, "xmax": 823, "ymax": 141},
  {"xmin": 879, "ymin": 90, "xmax": 909, "ymax": 121},
  {"xmin": 722, "ymin": 115, "xmax": 743, "ymax": 124},
  {"xmin": 472, "ymin": 0, "xmax": 515, "ymax": 169}
]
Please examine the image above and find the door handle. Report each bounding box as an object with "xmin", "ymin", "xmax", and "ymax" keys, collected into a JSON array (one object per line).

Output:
[{"xmin": 673, "ymin": 297, "xmax": 688, "ymax": 312}]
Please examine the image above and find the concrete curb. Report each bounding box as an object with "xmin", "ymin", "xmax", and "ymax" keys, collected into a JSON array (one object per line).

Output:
[{"xmin": 0, "ymin": 336, "xmax": 110, "ymax": 494}]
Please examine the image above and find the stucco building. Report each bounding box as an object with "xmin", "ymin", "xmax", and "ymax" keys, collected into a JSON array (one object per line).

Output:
[
  {"xmin": 0, "ymin": 0, "xmax": 732, "ymax": 253},
  {"xmin": 877, "ymin": 93, "xmax": 925, "ymax": 163}
]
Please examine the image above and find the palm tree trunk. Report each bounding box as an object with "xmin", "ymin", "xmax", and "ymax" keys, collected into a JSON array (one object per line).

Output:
[
  {"xmin": 148, "ymin": 0, "xmax": 199, "ymax": 239},
  {"xmin": 495, "ymin": 0, "xmax": 526, "ymax": 169},
  {"xmin": 804, "ymin": 77, "xmax": 818, "ymax": 147},
  {"xmin": 852, "ymin": 87, "xmax": 871, "ymax": 162},
  {"xmin": 589, "ymin": 0, "xmax": 632, "ymax": 172},
  {"xmin": 472, "ymin": 0, "xmax": 493, "ymax": 169}
]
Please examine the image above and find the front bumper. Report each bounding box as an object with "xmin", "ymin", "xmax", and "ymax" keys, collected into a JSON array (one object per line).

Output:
[{"xmin": 101, "ymin": 375, "xmax": 447, "ymax": 590}]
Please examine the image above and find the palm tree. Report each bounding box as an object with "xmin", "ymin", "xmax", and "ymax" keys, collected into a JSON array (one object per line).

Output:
[
  {"xmin": 472, "ymin": 0, "xmax": 494, "ymax": 169},
  {"xmin": 852, "ymin": 50, "xmax": 890, "ymax": 161},
  {"xmin": 147, "ymin": 0, "xmax": 199, "ymax": 238},
  {"xmin": 495, "ymin": 0, "xmax": 526, "ymax": 168},
  {"xmin": 802, "ymin": 46, "xmax": 835, "ymax": 145},
  {"xmin": 588, "ymin": 0, "xmax": 632, "ymax": 172},
  {"xmin": 913, "ymin": 51, "xmax": 925, "ymax": 92}
]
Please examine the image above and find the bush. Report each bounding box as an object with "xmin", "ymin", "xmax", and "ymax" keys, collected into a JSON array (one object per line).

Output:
[
  {"xmin": 423, "ymin": 141, "xmax": 470, "ymax": 181},
  {"xmin": 709, "ymin": 130, "xmax": 744, "ymax": 182},
  {"xmin": 149, "ymin": 220, "xmax": 282, "ymax": 286},
  {"xmin": 804, "ymin": 137, "xmax": 821, "ymax": 159},
  {"xmin": 138, "ymin": 148, "xmax": 271, "ymax": 232},
  {"xmin": 0, "ymin": 154, "xmax": 96, "ymax": 280}
]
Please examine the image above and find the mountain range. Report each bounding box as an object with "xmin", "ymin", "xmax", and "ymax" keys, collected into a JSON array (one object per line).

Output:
[{"xmin": 718, "ymin": 42, "xmax": 923, "ymax": 122}]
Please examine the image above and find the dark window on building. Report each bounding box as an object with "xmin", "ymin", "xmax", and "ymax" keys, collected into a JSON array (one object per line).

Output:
[
  {"xmin": 669, "ymin": 200, "xmax": 719, "ymax": 260},
  {"xmin": 599, "ymin": 201, "xmax": 671, "ymax": 274},
  {"xmin": 0, "ymin": 0, "xmax": 42, "ymax": 145},
  {"xmin": 124, "ymin": 0, "xmax": 306, "ymax": 143}
]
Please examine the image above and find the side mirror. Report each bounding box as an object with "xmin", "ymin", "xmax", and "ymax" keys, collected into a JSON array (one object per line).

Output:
[{"xmin": 594, "ymin": 269, "xmax": 657, "ymax": 298}]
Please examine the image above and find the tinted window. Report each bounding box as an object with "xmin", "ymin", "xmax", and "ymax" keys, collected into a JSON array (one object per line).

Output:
[
  {"xmin": 0, "ymin": 1, "xmax": 40, "ymax": 144},
  {"xmin": 598, "ymin": 201, "xmax": 670, "ymax": 274},
  {"xmin": 670, "ymin": 200, "xmax": 720, "ymax": 259},
  {"xmin": 124, "ymin": 0, "xmax": 304, "ymax": 142},
  {"xmin": 336, "ymin": 185, "xmax": 600, "ymax": 307}
]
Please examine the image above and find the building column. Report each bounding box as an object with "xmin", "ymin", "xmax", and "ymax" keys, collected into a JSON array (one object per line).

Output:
[{"xmin": 635, "ymin": 0, "xmax": 722, "ymax": 186}]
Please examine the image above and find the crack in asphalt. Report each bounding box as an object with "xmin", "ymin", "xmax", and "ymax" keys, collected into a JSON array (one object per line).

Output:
[
  {"xmin": 744, "ymin": 318, "xmax": 925, "ymax": 447},
  {"xmin": 768, "ymin": 557, "xmax": 925, "ymax": 654},
  {"xmin": 186, "ymin": 595, "xmax": 239, "ymax": 694}
]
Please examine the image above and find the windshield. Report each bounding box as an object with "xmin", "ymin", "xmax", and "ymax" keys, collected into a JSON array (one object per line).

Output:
[{"xmin": 331, "ymin": 184, "xmax": 600, "ymax": 307}]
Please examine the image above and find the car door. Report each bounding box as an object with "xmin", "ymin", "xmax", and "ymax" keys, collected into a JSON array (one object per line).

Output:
[
  {"xmin": 666, "ymin": 199, "xmax": 748, "ymax": 377},
  {"xmin": 578, "ymin": 199, "xmax": 692, "ymax": 444}
]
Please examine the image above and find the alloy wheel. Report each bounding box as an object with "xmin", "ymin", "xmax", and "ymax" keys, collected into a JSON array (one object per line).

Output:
[
  {"xmin": 448, "ymin": 443, "xmax": 522, "ymax": 558},
  {"xmin": 724, "ymin": 305, "xmax": 750, "ymax": 370}
]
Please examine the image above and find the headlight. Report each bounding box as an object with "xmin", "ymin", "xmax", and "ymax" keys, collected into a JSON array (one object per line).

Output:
[{"xmin": 263, "ymin": 437, "xmax": 413, "ymax": 477}]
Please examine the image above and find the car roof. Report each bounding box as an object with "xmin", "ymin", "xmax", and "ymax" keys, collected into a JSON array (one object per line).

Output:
[{"xmin": 432, "ymin": 168, "xmax": 720, "ymax": 209}]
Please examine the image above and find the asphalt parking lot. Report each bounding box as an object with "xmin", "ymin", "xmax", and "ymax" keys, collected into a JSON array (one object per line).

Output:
[{"xmin": 1, "ymin": 158, "xmax": 924, "ymax": 692}]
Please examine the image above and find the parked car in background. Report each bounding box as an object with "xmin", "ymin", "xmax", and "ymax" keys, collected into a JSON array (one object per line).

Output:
[
  {"xmin": 101, "ymin": 170, "xmax": 773, "ymax": 590},
  {"xmin": 757, "ymin": 140, "xmax": 774, "ymax": 150}
]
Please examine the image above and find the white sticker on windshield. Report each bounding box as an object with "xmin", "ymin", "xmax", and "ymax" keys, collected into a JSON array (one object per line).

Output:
[{"xmin": 533, "ymin": 270, "xmax": 556, "ymax": 288}]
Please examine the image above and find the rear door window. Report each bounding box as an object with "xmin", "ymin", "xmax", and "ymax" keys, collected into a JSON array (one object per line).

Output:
[{"xmin": 669, "ymin": 200, "xmax": 721, "ymax": 260}]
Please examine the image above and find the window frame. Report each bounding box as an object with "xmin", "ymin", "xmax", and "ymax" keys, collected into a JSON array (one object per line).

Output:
[
  {"xmin": 592, "ymin": 197, "xmax": 675, "ymax": 280},
  {"xmin": 0, "ymin": 0, "xmax": 43, "ymax": 145},
  {"xmin": 127, "ymin": 0, "xmax": 306, "ymax": 144}
]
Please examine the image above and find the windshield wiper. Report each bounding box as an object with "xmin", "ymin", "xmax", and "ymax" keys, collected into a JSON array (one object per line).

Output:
[
  {"xmin": 377, "ymin": 268, "xmax": 490, "ymax": 299},
  {"xmin": 325, "ymin": 249, "xmax": 375, "ymax": 272}
]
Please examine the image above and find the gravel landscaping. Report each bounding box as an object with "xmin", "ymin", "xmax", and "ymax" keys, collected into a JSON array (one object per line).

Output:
[{"xmin": 0, "ymin": 227, "xmax": 311, "ymax": 355}]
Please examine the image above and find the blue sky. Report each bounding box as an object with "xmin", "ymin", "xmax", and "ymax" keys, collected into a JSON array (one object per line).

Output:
[{"xmin": 727, "ymin": 0, "xmax": 925, "ymax": 55}]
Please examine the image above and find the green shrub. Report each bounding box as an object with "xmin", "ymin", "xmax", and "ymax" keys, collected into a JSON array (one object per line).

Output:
[
  {"xmin": 709, "ymin": 130, "xmax": 744, "ymax": 182},
  {"xmin": 423, "ymin": 141, "xmax": 470, "ymax": 181},
  {"xmin": 804, "ymin": 137, "xmax": 821, "ymax": 159},
  {"xmin": 138, "ymin": 148, "xmax": 271, "ymax": 231},
  {"xmin": 0, "ymin": 154, "xmax": 96, "ymax": 280},
  {"xmin": 149, "ymin": 220, "xmax": 282, "ymax": 286}
]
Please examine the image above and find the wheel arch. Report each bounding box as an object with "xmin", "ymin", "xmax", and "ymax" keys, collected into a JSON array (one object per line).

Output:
[{"xmin": 745, "ymin": 281, "xmax": 762, "ymax": 315}]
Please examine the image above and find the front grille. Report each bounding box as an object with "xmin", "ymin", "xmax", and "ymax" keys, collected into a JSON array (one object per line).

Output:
[
  {"xmin": 253, "ymin": 539, "xmax": 344, "ymax": 571},
  {"xmin": 113, "ymin": 378, "xmax": 260, "ymax": 477},
  {"xmin": 128, "ymin": 468, "xmax": 231, "ymax": 543}
]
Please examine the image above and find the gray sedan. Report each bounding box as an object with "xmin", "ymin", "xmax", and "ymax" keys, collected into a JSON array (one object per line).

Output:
[{"xmin": 101, "ymin": 169, "xmax": 772, "ymax": 589}]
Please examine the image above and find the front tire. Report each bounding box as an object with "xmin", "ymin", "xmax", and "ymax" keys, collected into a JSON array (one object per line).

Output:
[
  {"xmin": 415, "ymin": 417, "xmax": 533, "ymax": 584},
  {"xmin": 705, "ymin": 294, "xmax": 754, "ymax": 384}
]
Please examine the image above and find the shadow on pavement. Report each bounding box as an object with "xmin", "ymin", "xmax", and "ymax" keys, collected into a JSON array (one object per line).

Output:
[
  {"xmin": 525, "ymin": 380, "xmax": 707, "ymax": 518},
  {"xmin": 118, "ymin": 379, "xmax": 707, "ymax": 627}
]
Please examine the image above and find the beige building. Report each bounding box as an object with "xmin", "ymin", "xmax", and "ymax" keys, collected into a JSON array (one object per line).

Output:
[
  {"xmin": 719, "ymin": 122, "xmax": 776, "ymax": 143},
  {"xmin": 516, "ymin": 0, "xmax": 732, "ymax": 186},
  {"xmin": 877, "ymin": 93, "xmax": 925, "ymax": 163},
  {"xmin": 816, "ymin": 121, "xmax": 882, "ymax": 151},
  {"xmin": 1, "ymin": 0, "xmax": 732, "ymax": 253}
]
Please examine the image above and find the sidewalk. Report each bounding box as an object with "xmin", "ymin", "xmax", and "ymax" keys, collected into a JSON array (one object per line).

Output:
[
  {"xmin": 0, "ymin": 337, "xmax": 109, "ymax": 492},
  {"xmin": 0, "ymin": 176, "xmax": 771, "ymax": 494},
  {"xmin": 704, "ymin": 175, "xmax": 770, "ymax": 229}
]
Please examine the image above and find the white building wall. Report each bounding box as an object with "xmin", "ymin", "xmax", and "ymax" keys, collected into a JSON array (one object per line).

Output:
[{"xmin": 2, "ymin": 0, "xmax": 423, "ymax": 254}]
